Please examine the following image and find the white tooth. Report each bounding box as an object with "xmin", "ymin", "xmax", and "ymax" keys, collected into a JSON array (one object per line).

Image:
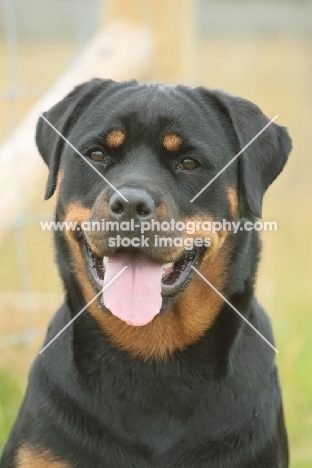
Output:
[
  {"xmin": 162, "ymin": 262, "xmax": 173, "ymax": 269},
  {"xmin": 103, "ymin": 256, "xmax": 108, "ymax": 266}
]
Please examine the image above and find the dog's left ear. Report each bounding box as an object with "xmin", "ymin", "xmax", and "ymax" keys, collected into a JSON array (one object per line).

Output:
[{"xmin": 212, "ymin": 90, "xmax": 292, "ymax": 218}]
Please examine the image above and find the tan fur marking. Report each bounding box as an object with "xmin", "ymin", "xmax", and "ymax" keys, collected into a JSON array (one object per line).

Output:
[
  {"xmin": 64, "ymin": 206, "xmax": 230, "ymax": 361},
  {"xmin": 77, "ymin": 231, "xmax": 228, "ymax": 361},
  {"xmin": 17, "ymin": 446, "xmax": 70, "ymax": 468},
  {"xmin": 98, "ymin": 241, "xmax": 229, "ymax": 361},
  {"xmin": 64, "ymin": 203, "xmax": 91, "ymax": 231},
  {"xmin": 54, "ymin": 169, "xmax": 64, "ymax": 200},
  {"xmin": 182, "ymin": 215, "xmax": 227, "ymax": 253},
  {"xmin": 163, "ymin": 134, "xmax": 182, "ymax": 152},
  {"xmin": 227, "ymin": 186, "xmax": 238, "ymax": 218},
  {"xmin": 64, "ymin": 203, "xmax": 91, "ymax": 282},
  {"xmin": 106, "ymin": 129, "xmax": 125, "ymax": 148}
]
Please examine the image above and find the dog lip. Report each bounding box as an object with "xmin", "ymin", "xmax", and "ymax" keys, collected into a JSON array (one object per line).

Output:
[
  {"xmin": 160, "ymin": 248, "xmax": 203, "ymax": 296},
  {"xmin": 81, "ymin": 238, "xmax": 206, "ymax": 302},
  {"xmin": 82, "ymin": 240, "xmax": 105, "ymax": 291}
]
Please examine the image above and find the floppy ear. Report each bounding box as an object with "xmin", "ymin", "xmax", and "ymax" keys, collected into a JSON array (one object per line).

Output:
[
  {"xmin": 213, "ymin": 90, "xmax": 292, "ymax": 218},
  {"xmin": 36, "ymin": 78, "xmax": 114, "ymax": 199}
]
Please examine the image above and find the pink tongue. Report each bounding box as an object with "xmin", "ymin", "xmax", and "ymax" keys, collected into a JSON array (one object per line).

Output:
[{"xmin": 103, "ymin": 253, "xmax": 163, "ymax": 326}]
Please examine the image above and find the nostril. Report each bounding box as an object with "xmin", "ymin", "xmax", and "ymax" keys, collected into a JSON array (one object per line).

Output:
[
  {"xmin": 110, "ymin": 200, "xmax": 124, "ymax": 215},
  {"xmin": 136, "ymin": 202, "xmax": 152, "ymax": 216}
]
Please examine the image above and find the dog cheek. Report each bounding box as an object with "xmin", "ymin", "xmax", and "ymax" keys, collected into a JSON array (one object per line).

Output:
[
  {"xmin": 16, "ymin": 445, "xmax": 70, "ymax": 468},
  {"xmin": 227, "ymin": 186, "xmax": 238, "ymax": 219}
]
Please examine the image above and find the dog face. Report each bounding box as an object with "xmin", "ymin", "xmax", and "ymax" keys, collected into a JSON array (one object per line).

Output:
[{"xmin": 36, "ymin": 79, "xmax": 291, "ymax": 359}]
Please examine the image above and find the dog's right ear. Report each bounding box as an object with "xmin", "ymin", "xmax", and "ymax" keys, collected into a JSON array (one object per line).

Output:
[{"xmin": 36, "ymin": 78, "xmax": 114, "ymax": 199}]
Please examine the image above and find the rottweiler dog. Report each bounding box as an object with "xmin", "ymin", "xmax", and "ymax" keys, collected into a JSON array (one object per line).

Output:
[{"xmin": 1, "ymin": 79, "xmax": 291, "ymax": 467}]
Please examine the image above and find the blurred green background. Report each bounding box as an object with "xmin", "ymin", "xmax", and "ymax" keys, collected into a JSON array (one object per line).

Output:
[{"xmin": 0, "ymin": 0, "xmax": 311, "ymax": 466}]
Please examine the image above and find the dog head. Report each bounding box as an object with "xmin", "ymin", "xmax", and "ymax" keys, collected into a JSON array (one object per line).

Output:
[{"xmin": 36, "ymin": 79, "xmax": 291, "ymax": 358}]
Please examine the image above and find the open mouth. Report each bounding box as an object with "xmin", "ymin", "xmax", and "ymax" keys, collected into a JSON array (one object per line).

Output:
[{"xmin": 81, "ymin": 240, "xmax": 205, "ymax": 326}]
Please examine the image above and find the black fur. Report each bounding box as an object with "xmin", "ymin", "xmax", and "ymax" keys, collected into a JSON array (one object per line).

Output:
[{"xmin": 0, "ymin": 79, "xmax": 291, "ymax": 467}]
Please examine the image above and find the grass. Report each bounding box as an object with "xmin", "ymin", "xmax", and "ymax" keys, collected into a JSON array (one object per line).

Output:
[
  {"xmin": 0, "ymin": 31, "xmax": 311, "ymax": 466},
  {"xmin": 0, "ymin": 369, "xmax": 24, "ymax": 453}
]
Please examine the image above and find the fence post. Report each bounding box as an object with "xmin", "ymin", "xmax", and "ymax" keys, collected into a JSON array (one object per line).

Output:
[
  {"xmin": 150, "ymin": 0, "xmax": 198, "ymax": 85},
  {"xmin": 103, "ymin": 0, "xmax": 198, "ymax": 85}
]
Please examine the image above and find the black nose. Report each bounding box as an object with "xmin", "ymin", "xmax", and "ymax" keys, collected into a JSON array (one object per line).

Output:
[{"xmin": 109, "ymin": 188, "xmax": 155, "ymax": 221}]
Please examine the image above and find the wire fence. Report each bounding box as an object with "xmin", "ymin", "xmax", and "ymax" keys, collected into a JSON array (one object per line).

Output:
[
  {"xmin": 0, "ymin": 0, "xmax": 106, "ymax": 350},
  {"xmin": 1, "ymin": 2, "xmax": 311, "ymax": 463},
  {"xmin": 1, "ymin": 0, "xmax": 310, "ymax": 354},
  {"xmin": 0, "ymin": 0, "xmax": 202, "ymax": 356}
]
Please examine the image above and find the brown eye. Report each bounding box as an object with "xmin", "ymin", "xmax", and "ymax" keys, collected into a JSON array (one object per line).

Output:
[
  {"xmin": 89, "ymin": 150, "xmax": 104, "ymax": 162},
  {"xmin": 179, "ymin": 158, "xmax": 198, "ymax": 170}
]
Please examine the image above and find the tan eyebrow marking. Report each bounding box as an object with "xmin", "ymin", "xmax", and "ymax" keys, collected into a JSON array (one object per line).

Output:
[
  {"xmin": 106, "ymin": 129, "xmax": 125, "ymax": 148},
  {"xmin": 163, "ymin": 133, "xmax": 182, "ymax": 152}
]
